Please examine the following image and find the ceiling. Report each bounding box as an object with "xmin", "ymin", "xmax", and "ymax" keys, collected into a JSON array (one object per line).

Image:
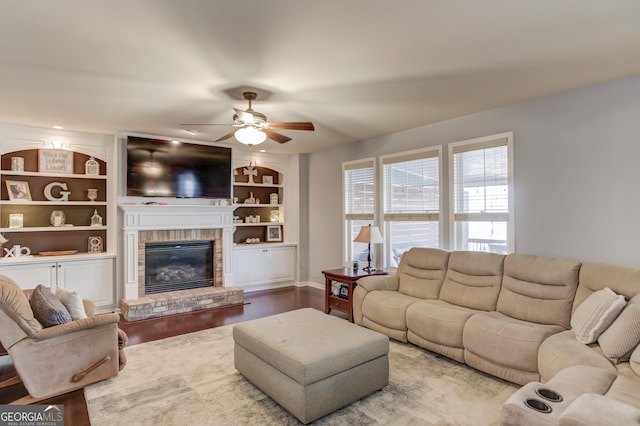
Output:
[{"xmin": 1, "ymin": 1, "xmax": 640, "ymax": 155}]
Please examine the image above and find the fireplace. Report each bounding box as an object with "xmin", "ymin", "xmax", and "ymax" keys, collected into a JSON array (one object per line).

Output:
[
  {"xmin": 144, "ymin": 240, "xmax": 214, "ymax": 294},
  {"xmin": 136, "ymin": 228, "xmax": 223, "ymax": 297},
  {"xmin": 119, "ymin": 204, "xmax": 243, "ymax": 321}
]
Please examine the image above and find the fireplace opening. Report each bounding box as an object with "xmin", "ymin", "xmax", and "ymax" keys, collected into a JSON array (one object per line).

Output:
[{"xmin": 144, "ymin": 240, "xmax": 214, "ymax": 294}]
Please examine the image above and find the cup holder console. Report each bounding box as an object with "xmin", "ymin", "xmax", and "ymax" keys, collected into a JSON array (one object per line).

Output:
[
  {"xmin": 535, "ymin": 387, "xmax": 563, "ymax": 403},
  {"xmin": 523, "ymin": 398, "xmax": 552, "ymax": 413}
]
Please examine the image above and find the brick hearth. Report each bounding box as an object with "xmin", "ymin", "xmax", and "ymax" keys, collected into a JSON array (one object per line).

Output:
[{"xmin": 120, "ymin": 286, "xmax": 243, "ymax": 321}]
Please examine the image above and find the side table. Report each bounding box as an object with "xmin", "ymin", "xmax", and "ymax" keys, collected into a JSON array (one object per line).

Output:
[{"xmin": 322, "ymin": 267, "xmax": 388, "ymax": 322}]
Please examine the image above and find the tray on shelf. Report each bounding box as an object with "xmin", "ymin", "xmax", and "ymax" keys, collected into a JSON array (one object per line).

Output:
[{"xmin": 38, "ymin": 250, "xmax": 78, "ymax": 256}]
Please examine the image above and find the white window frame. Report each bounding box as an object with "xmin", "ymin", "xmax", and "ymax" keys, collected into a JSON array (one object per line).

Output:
[
  {"xmin": 381, "ymin": 146, "xmax": 442, "ymax": 268},
  {"xmin": 448, "ymin": 132, "xmax": 514, "ymax": 253},
  {"xmin": 342, "ymin": 157, "xmax": 377, "ymax": 265}
]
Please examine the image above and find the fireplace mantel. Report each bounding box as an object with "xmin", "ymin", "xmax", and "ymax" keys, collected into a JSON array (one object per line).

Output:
[{"xmin": 119, "ymin": 204, "xmax": 235, "ymax": 300}]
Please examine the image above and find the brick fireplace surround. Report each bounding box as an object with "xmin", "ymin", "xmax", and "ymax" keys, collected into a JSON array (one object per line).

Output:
[{"xmin": 119, "ymin": 204, "xmax": 243, "ymax": 321}]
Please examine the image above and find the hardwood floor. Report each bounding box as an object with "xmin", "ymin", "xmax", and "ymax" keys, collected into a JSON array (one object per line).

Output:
[{"xmin": 0, "ymin": 286, "xmax": 337, "ymax": 425}]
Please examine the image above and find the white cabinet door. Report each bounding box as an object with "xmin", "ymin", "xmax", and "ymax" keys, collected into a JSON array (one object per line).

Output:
[
  {"xmin": 265, "ymin": 246, "xmax": 294, "ymax": 282},
  {"xmin": 233, "ymin": 245, "xmax": 295, "ymax": 287},
  {"xmin": 233, "ymin": 248, "xmax": 266, "ymax": 286},
  {"xmin": 0, "ymin": 262, "xmax": 56, "ymax": 290},
  {"xmin": 58, "ymin": 258, "xmax": 115, "ymax": 312}
]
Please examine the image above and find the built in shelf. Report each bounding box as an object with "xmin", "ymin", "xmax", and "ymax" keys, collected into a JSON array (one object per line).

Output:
[
  {"xmin": 0, "ymin": 226, "xmax": 107, "ymax": 232},
  {"xmin": 0, "ymin": 170, "xmax": 107, "ymax": 179},
  {"xmin": 0, "ymin": 201, "xmax": 107, "ymax": 206},
  {"xmin": 234, "ymin": 222, "xmax": 284, "ymax": 227},
  {"xmin": 233, "ymin": 182, "xmax": 283, "ymax": 188}
]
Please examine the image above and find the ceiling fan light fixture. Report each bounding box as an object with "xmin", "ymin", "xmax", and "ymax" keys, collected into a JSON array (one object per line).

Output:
[{"xmin": 235, "ymin": 126, "xmax": 267, "ymax": 145}]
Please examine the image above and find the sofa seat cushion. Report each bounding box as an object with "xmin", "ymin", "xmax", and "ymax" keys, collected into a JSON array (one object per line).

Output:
[
  {"xmin": 463, "ymin": 311, "xmax": 564, "ymax": 379},
  {"xmin": 407, "ymin": 299, "xmax": 479, "ymax": 349},
  {"xmin": 361, "ymin": 290, "xmax": 419, "ymax": 332},
  {"xmin": 538, "ymin": 330, "xmax": 616, "ymax": 383},
  {"xmin": 606, "ymin": 363, "xmax": 640, "ymax": 410},
  {"xmin": 545, "ymin": 364, "xmax": 617, "ymax": 399},
  {"xmin": 631, "ymin": 343, "xmax": 640, "ymax": 376}
]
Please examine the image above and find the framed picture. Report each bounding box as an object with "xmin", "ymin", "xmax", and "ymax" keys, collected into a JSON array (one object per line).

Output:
[
  {"xmin": 39, "ymin": 149, "xmax": 73, "ymax": 174},
  {"xmin": 339, "ymin": 285, "xmax": 349, "ymax": 298},
  {"xmin": 262, "ymin": 175, "xmax": 273, "ymax": 184},
  {"xmin": 266, "ymin": 225, "xmax": 282, "ymax": 242},
  {"xmin": 6, "ymin": 180, "xmax": 32, "ymax": 201}
]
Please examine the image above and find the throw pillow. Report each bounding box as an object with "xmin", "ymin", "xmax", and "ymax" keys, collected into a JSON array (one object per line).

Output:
[
  {"xmin": 571, "ymin": 287, "xmax": 626, "ymax": 344},
  {"xmin": 29, "ymin": 284, "xmax": 72, "ymax": 327},
  {"xmin": 55, "ymin": 287, "xmax": 87, "ymax": 320},
  {"xmin": 598, "ymin": 294, "xmax": 640, "ymax": 363},
  {"xmin": 631, "ymin": 343, "xmax": 640, "ymax": 376}
]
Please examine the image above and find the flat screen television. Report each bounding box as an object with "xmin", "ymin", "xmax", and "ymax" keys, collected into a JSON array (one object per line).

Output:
[{"xmin": 126, "ymin": 136, "xmax": 232, "ymax": 199}]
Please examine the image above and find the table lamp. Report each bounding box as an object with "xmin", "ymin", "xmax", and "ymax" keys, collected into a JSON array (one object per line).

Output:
[{"xmin": 353, "ymin": 224, "xmax": 384, "ymax": 271}]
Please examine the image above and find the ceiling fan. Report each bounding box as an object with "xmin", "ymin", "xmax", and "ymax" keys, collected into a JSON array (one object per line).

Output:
[{"xmin": 182, "ymin": 92, "xmax": 315, "ymax": 145}]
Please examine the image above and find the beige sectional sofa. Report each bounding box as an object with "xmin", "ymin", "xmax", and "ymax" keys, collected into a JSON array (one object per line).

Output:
[{"xmin": 352, "ymin": 248, "xmax": 640, "ymax": 424}]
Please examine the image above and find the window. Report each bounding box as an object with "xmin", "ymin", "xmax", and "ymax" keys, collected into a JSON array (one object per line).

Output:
[
  {"xmin": 343, "ymin": 158, "xmax": 376, "ymax": 264},
  {"xmin": 449, "ymin": 133, "xmax": 514, "ymax": 254},
  {"xmin": 382, "ymin": 147, "xmax": 441, "ymax": 267}
]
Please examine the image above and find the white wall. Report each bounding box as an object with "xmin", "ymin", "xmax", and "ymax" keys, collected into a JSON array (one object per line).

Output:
[{"xmin": 306, "ymin": 73, "xmax": 640, "ymax": 284}]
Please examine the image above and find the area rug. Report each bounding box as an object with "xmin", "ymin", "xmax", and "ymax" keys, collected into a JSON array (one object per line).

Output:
[{"xmin": 85, "ymin": 323, "xmax": 517, "ymax": 425}]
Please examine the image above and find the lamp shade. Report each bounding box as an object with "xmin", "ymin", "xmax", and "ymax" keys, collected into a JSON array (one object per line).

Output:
[
  {"xmin": 235, "ymin": 126, "xmax": 267, "ymax": 145},
  {"xmin": 353, "ymin": 225, "xmax": 384, "ymax": 244}
]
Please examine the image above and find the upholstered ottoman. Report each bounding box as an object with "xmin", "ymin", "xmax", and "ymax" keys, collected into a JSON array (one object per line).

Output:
[{"xmin": 233, "ymin": 308, "xmax": 389, "ymax": 424}]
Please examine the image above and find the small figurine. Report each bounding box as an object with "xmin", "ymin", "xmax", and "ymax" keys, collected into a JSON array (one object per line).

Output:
[
  {"xmin": 244, "ymin": 192, "xmax": 256, "ymax": 204},
  {"xmin": 90, "ymin": 209, "xmax": 103, "ymax": 226}
]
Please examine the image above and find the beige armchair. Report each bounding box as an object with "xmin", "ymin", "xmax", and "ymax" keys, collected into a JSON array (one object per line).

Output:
[{"xmin": 0, "ymin": 274, "xmax": 121, "ymax": 404}]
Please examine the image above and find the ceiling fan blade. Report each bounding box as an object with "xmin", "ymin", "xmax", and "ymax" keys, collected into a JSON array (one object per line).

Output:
[
  {"xmin": 263, "ymin": 129, "xmax": 292, "ymax": 144},
  {"xmin": 215, "ymin": 131, "xmax": 237, "ymax": 142},
  {"xmin": 266, "ymin": 122, "xmax": 315, "ymax": 131}
]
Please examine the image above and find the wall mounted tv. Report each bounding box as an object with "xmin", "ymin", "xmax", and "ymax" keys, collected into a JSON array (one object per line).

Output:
[{"xmin": 126, "ymin": 136, "xmax": 232, "ymax": 199}]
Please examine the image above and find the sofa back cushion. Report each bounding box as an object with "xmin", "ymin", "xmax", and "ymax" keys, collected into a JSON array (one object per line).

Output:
[
  {"xmin": 439, "ymin": 251, "xmax": 505, "ymax": 311},
  {"xmin": 397, "ymin": 248, "xmax": 450, "ymax": 299},
  {"xmin": 573, "ymin": 262, "xmax": 640, "ymax": 315},
  {"xmin": 496, "ymin": 254, "xmax": 581, "ymax": 329},
  {"xmin": 0, "ymin": 275, "xmax": 43, "ymax": 349}
]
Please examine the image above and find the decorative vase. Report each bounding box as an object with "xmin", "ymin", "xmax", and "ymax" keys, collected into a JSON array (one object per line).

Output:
[{"xmin": 87, "ymin": 188, "xmax": 98, "ymax": 202}]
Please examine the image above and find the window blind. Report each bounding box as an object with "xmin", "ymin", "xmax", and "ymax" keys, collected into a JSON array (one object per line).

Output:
[
  {"xmin": 344, "ymin": 159, "xmax": 375, "ymax": 219},
  {"xmin": 452, "ymin": 141, "xmax": 508, "ymax": 218},
  {"xmin": 383, "ymin": 148, "xmax": 440, "ymax": 220}
]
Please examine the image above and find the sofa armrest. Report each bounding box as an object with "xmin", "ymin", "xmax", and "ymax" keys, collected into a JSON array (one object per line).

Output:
[
  {"xmin": 353, "ymin": 275, "xmax": 399, "ymax": 325},
  {"xmin": 31, "ymin": 313, "xmax": 120, "ymax": 341},
  {"xmin": 559, "ymin": 393, "xmax": 640, "ymax": 426},
  {"xmin": 357, "ymin": 275, "xmax": 399, "ymax": 292},
  {"xmin": 83, "ymin": 299, "xmax": 95, "ymax": 317}
]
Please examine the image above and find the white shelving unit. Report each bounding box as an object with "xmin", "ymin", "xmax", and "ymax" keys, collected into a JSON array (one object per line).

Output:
[{"xmin": 0, "ymin": 123, "xmax": 117, "ymax": 312}]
